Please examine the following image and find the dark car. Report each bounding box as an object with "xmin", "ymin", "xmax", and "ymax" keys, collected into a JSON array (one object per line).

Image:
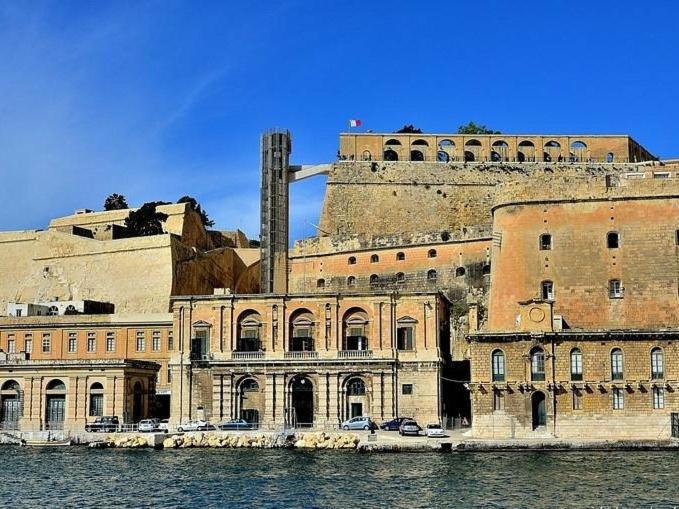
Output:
[
  {"xmin": 218, "ymin": 418, "xmax": 257, "ymax": 431},
  {"xmin": 85, "ymin": 416, "xmax": 119, "ymax": 433},
  {"xmin": 381, "ymin": 417, "xmax": 411, "ymax": 431}
]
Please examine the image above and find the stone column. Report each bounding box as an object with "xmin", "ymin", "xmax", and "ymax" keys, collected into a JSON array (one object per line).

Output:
[
  {"xmin": 212, "ymin": 374, "xmax": 224, "ymax": 422},
  {"xmin": 317, "ymin": 372, "xmax": 329, "ymax": 426},
  {"xmin": 326, "ymin": 373, "xmax": 339, "ymax": 428},
  {"xmin": 371, "ymin": 374, "xmax": 384, "ymax": 421}
]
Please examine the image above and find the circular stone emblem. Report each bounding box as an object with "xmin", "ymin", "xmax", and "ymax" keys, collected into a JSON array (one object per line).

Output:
[{"xmin": 529, "ymin": 307, "xmax": 545, "ymax": 323}]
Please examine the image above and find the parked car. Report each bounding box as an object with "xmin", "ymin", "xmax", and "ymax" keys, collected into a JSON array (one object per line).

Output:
[
  {"xmin": 218, "ymin": 418, "xmax": 257, "ymax": 431},
  {"xmin": 341, "ymin": 416, "xmax": 377, "ymax": 431},
  {"xmin": 138, "ymin": 419, "xmax": 159, "ymax": 433},
  {"xmin": 157, "ymin": 419, "xmax": 169, "ymax": 433},
  {"xmin": 426, "ymin": 423, "xmax": 445, "ymax": 438},
  {"xmin": 176, "ymin": 420, "xmax": 215, "ymax": 432},
  {"xmin": 381, "ymin": 417, "xmax": 411, "ymax": 431},
  {"xmin": 85, "ymin": 416, "xmax": 119, "ymax": 433},
  {"xmin": 399, "ymin": 419, "xmax": 422, "ymax": 436}
]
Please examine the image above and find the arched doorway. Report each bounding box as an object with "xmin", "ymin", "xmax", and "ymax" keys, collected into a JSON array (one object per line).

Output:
[
  {"xmin": 290, "ymin": 376, "xmax": 314, "ymax": 428},
  {"xmin": 410, "ymin": 150, "xmax": 424, "ymax": 161},
  {"xmin": 237, "ymin": 378, "xmax": 263, "ymax": 425},
  {"xmin": 464, "ymin": 150, "xmax": 475, "ymax": 162},
  {"xmin": 1, "ymin": 380, "xmax": 20, "ymax": 429},
  {"xmin": 133, "ymin": 381, "xmax": 143, "ymax": 423},
  {"xmin": 531, "ymin": 391, "xmax": 546, "ymax": 429},
  {"xmin": 45, "ymin": 379, "xmax": 66, "ymax": 430},
  {"xmin": 383, "ymin": 149, "xmax": 399, "ymax": 161},
  {"xmin": 344, "ymin": 377, "xmax": 369, "ymax": 420}
]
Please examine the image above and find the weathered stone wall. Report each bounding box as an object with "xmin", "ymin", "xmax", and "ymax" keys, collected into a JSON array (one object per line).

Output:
[
  {"xmin": 318, "ymin": 161, "xmax": 657, "ymax": 239},
  {"xmin": 468, "ymin": 332, "xmax": 679, "ymax": 439},
  {"xmin": 489, "ymin": 175, "xmax": 679, "ymax": 330}
]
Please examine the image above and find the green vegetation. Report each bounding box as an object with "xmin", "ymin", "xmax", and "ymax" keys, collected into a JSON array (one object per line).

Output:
[{"xmin": 456, "ymin": 122, "xmax": 501, "ymax": 135}]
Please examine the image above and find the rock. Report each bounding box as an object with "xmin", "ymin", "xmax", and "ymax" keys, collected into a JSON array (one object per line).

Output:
[{"xmin": 162, "ymin": 437, "xmax": 177, "ymax": 449}]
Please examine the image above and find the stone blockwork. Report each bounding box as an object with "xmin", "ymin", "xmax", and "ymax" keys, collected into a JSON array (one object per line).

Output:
[
  {"xmin": 318, "ymin": 161, "xmax": 660, "ymax": 239},
  {"xmin": 468, "ymin": 332, "xmax": 679, "ymax": 439},
  {"xmin": 488, "ymin": 173, "xmax": 679, "ymax": 331}
]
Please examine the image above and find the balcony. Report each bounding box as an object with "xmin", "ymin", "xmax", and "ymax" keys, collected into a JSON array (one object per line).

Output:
[
  {"xmin": 231, "ymin": 351, "xmax": 265, "ymax": 360},
  {"xmin": 338, "ymin": 350, "xmax": 373, "ymax": 359},
  {"xmin": 284, "ymin": 351, "xmax": 319, "ymax": 360}
]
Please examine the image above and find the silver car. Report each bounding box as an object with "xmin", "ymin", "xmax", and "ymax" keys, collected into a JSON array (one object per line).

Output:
[
  {"xmin": 138, "ymin": 419, "xmax": 158, "ymax": 433},
  {"xmin": 399, "ymin": 419, "xmax": 422, "ymax": 436},
  {"xmin": 176, "ymin": 419, "xmax": 214, "ymax": 432},
  {"xmin": 341, "ymin": 416, "xmax": 376, "ymax": 431}
]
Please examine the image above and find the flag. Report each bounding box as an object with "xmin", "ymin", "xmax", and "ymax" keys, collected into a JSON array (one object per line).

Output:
[{"xmin": 349, "ymin": 119, "xmax": 361, "ymax": 128}]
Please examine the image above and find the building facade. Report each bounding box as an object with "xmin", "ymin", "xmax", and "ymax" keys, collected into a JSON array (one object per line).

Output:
[{"xmin": 169, "ymin": 292, "xmax": 449, "ymax": 428}]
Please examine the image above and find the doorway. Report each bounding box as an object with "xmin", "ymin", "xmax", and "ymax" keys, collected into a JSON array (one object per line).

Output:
[
  {"xmin": 291, "ymin": 377, "xmax": 314, "ymax": 428},
  {"xmin": 531, "ymin": 391, "xmax": 547, "ymax": 429},
  {"xmin": 350, "ymin": 402, "xmax": 363, "ymax": 418}
]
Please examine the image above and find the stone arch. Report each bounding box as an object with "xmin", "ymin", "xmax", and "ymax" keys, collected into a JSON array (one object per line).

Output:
[
  {"xmin": 236, "ymin": 376, "xmax": 264, "ymax": 425},
  {"xmin": 342, "ymin": 375, "xmax": 371, "ymax": 421},
  {"xmin": 0, "ymin": 380, "xmax": 21, "ymax": 428},
  {"xmin": 518, "ymin": 140, "xmax": 535, "ymax": 162},
  {"xmin": 362, "ymin": 150, "xmax": 372, "ymax": 161},
  {"xmin": 410, "ymin": 150, "xmax": 424, "ymax": 161},
  {"xmin": 343, "ymin": 307, "xmax": 369, "ymax": 351},
  {"xmin": 288, "ymin": 308, "xmax": 316, "ymax": 352},
  {"xmin": 45, "ymin": 379, "xmax": 66, "ymax": 429},
  {"xmin": 465, "ymin": 139, "xmax": 482, "ymax": 161},
  {"xmin": 383, "ymin": 149, "xmax": 399, "ymax": 161},
  {"xmin": 89, "ymin": 381, "xmax": 105, "ymax": 417},
  {"xmin": 570, "ymin": 140, "xmax": 587, "ymax": 161},
  {"xmin": 289, "ymin": 375, "xmax": 314, "ymax": 428},
  {"xmin": 544, "ymin": 140, "xmax": 561, "ymax": 162},
  {"xmin": 236, "ymin": 310, "xmax": 263, "ymax": 352},
  {"xmin": 491, "ymin": 140, "xmax": 509, "ymax": 161}
]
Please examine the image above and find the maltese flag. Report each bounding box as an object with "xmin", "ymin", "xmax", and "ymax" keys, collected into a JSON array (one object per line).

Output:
[{"xmin": 349, "ymin": 119, "xmax": 362, "ymax": 128}]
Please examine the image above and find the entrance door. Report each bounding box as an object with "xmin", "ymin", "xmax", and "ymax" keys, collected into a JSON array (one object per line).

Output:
[
  {"xmin": 531, "ymin": 391, "xmax": 547, "ymax": 429},
  {"xmin": 350, "ymin": 403, "xmax": 362, "ymax": 418},
  {"xmin": 46, "ymin": 396, "xmax": 65, "ymax": 428},
  {"xmin": 133, "ymin": 382, "xmax": 143, "ymax": 422},
  {"xmin": 291, "ymin": 377, "xmax": 314, "ymax": 428},
  {"xmin": 1, "ymin": 397, "xmax": 19, "ymax": 428}
]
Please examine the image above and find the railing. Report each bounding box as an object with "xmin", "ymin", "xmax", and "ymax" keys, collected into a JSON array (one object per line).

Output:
[
  {"xmin": 338, "ymin": 350, "xmax": 373, "ymax": 359},
  {"xmin": 284, "ymin": 351, "xmax": 319, "ymax": 360},
  {"xmin": 44, "ymin": 421, "xmax": 64, "ymax": 431},
  {"xmin": 231, "ymin": 351, "xmax": 265, "ymax": 360},
  {"xmin": 0, "ymin": 421, "xmax": 19, "ymax": 431}
]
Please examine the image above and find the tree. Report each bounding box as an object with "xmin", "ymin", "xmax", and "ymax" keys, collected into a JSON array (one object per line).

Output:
[
  {"xmin": 395, "ymin": 124, "xmax": 423, "ymax": 134},
  {"xmin": 124, "ymin": 202, "xmax": 169, "ymax": 237},
  {"xmin": 103, "ymin": 193, "xmax": 129, "ymax": 211},
  {"xmin": 457, "ymin": 122, "xmax": 501, "ymax": 135},
  {"xmin": 177, "ymin": 195, "xmax": 215, "ymax": 227}
]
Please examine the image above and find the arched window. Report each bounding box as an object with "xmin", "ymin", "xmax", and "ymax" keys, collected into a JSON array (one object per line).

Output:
[
  {"xmin": 607, "ymin": 232, "xmax": 619, "ymax": 249},
  {"xmin": 385, "ymin": 139, "xmax": 402, "ymax": 146},
  {"xmin": 606, "ymin": 152, "xmax": 614, "ymax": 163},
  {"xmin": 455, "ymin": 267, "xmax": 466, "ymax": 277},
  {"xmin": 343, "ymin": 308, "xmax": 369, "ymax": 351},
  {"xmin": 530, "ymin": 347, "xmax": 545, "ymax": 381},
  {"xmin": 316, "ymin": 279, "xmax": 326, "ymax": 289},
  {"xmin": 237, "ymin": 311, "xmax": 262, "ymax": 352},
  {"xmin": 347, "ymin": 276, "xmax": 356, "ymax": 288},
  {"xmin": 651, "ymin": 347, "xmax": 664, "ymax": 379},
  {"xmin": 427, "ymin": 269, "xmax": 437, "ymax": 281},
  {"xmin": 396, "ymin": 252, "xmax": 405, "ymax": 261},
  {"xmin": 348, "ymin": 256, "xmax": 356, "ymax": 265},
  {"xmin": 47, "ymin": 306, "xmax": 59, "ymax": 316},
  {"xmin": 541, "ymin": 280, "xmax": 554, "ymax": 300},
  {"xmin": 464, "ymin": 151, "xmax": 475, "ymax": 162},
  {"xmin": 611, "ymin": 348, "xmax": 624, "ymax": 380},
  {"xmin": 412, "ymin": 139, "xmax": 429, "ymax": 146},
  {"xmin": 396, "ymin": 272, "xmax": 405, "ymax": 283},
  {"xmin": 540, "ymin": 234, "xmax": 552, "ymax": 250},
  {"xmin": 437, "ymin": 151, "xmax": 449, "ymax": 162},
  {"xmin": 609, "ymin": 279, "xmax": 623, "ymax": 298},
  {"xmin": 428, "ymin": 249, "xmax": 437, "ymax": 258},
  {"xmin": 369, "ymin": 274, "xmax": 379, "ymax": 285},
  {"xmin": 370, "ymin": 254, "xmax": 379, "ymax": 263},
  {"xmin": 290, "ymin": 310, "xmax": 315, "ymax": 352},
  {"xmin": 241, "ymin": 378, "xmax": 259, "ymax": 392},
  {"xmin": 46, "ymin": 379, "xmax": 66, "ymax": 391},
  {"xmin": 570, "ymin": 348, "xmax": 583, "ymax": 381},
  {"xmin": 346, "ymin": 378, "xmax": 366, "ymax": 396},
  {"xmin": 518, "ymin": 140, "xmax": 535, "ymax": 162},
  {"xmin": 492, "ymin": 350, "xmax": 505, "ymax": 382},
  {"xmin": 410, "ymin": 150, "xmax": 424, "ymax": 161},
  {"xmin": 491, "ymin": 140, "xmax": 509, "ymax": 161},
  {"xmin": 384, "ymin": 149, "xmax": 398, "ymax": 161},
  {"xmin": 362, "ymin": 150, "xmax": 372, "ymax": 161},
  {"xmin": 465, "ymin": 139, "xmax": 482, "ymax": 146},
  {"xmin": 482, "ymin": 264, "xmax": 491, "ymax": 276},
  {"xmin": 570, "ymin": 141, "xmax": 587, "ymax": 161}
]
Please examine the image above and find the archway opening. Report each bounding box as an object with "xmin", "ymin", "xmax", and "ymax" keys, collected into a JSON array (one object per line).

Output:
[
  {"xmin": 133, "ymin": 381, "xmax": 143, "ymax": 423},
  {"xmin": 45, "ymin": 379, "xmax": 66, "ymax": 430},
  {"xmin": 238, "ymin": 378, "xmax": 262, "ymax": 425},
  {"xmin": 531, "ymin": 391, "xmax": 547, "ymax": 429},
  {"xmin": 410, "ymin": 150, "xmax": 424, "ymax": 161},
  {"xmin": 345, "ymin": 377, "xmax": 369, "ymax": 420},
  {"xmin": 1, "ymin": 380, "xmax": 20, "ymax": 429},
  {"xmin": 291, "ymin": 376, "xmax": 314, "ymax": 428},
  {"xmin": 384, "ymin": 149, "xmax": 399, "ymax": 161}
]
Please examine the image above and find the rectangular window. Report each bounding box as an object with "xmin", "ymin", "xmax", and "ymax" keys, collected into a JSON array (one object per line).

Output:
[
  {"xmin": 7, "ymin": 337, "xmax": 15, "ymax": 353},
  {"xmin": 653, "ymin": 172, "xmax": 670, "ymax": 179},
  {"xmin": 613, "ymin": 388, "xmax": 624, "ymax": 410},
  {"xmin": 609, "ymin": 280, "xmax": 623, "ymax": 298},
  {"xmin": 397, "ymin": 326, "xmax": 414, "ymax": 351},
  {"xmin": 68, "ymin": 332, "xmax": 77, "ymax": 353},
  {"xmin": 541, "ymin": 281, "xmax": 554, "ymax": 300},
  {"xmin": 167, "ymin": 368, "xmax": 172, "ymax": 383},
  {"xmin": 402, "ymin": 384, "xmax": 413, "ymax": 395},
  {"xmin": 168, "ymin": 331, "xmax": 174, "ymax": 351},
  {"xmin": 42, "ymin": 333, "xmax": 51, "ymax": 353},
  {"xmin": 16, "ymin": 309, "xmax": 22, "ymax": 317},
  {"xmin": 573, "ymin": 390, "xmax": 582, "ymax": 410},
  {"xmin": 106, "ymin": 332, "xmax": 115, "ymax": 352},
  {"xmin": 625, "ymin": 172, "xmax": 645, "ymax": 179},
  {"xmin": 89, "ymin": 394, "xmax": 104, "ymax": 417},
  {"xmin": 653, "ymin": 387, "xmax": 665, "ymax": 409},
  {"xmin": 152, "ymin": 331, "xmax": 161, "ymax": 352},
  {"xmin": 493, "ymin": 390, "xmax": 505, "ymax": 411},
  {"xmin": 136, "ymin": 331, "xmax": 145, "ymax": 352},
  {"xmin": 24, "ymin": 334, "xmax": 32, "ymax": 354},
  {"xmin": 87, "ymin": 332, "xmax": 96, "ymax": 353}
]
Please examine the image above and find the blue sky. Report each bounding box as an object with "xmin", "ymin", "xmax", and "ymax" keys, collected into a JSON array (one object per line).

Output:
[{"xmin": 1, "ymin": 0, "xmax": 678, "ymax": 242}]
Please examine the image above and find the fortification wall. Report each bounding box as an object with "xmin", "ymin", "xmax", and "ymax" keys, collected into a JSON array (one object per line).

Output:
[
  {"xmin": 318, "ymin": 161, "xmax": 652, "ymax": 239},
  {"xmin": 488, "ymin": 176, "xmax": 679, "ymax": 330}
]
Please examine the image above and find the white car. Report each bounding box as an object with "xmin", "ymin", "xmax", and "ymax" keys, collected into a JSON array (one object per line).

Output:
[
  {"xmin": 157, "ymin": 419, "xmax": 169, "ymax": 433},
  {"xmin": 176, "ymin": 420, "xmax": 214, "ymax": 432},
  {"xmin": 426, "ymin": 423, "xmax": 445, "ymax": 438},
  {"xmin": 138, "ymin": 419, "xmax": 158, "ymax": 433}
]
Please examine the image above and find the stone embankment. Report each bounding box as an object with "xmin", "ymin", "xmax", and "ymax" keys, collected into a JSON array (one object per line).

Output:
[{"xmin": 91, "ymin": 431, "xmax": 361, "ymax": 450}]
